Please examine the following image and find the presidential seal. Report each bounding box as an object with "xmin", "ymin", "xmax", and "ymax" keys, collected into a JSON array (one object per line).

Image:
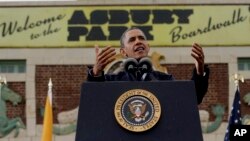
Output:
[{"xmin": 114, "ymin": 89, "xmax": 161, "ymax": 132}]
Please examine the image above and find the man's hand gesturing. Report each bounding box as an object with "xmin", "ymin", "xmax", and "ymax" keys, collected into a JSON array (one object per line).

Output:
[{"xmin": 92, "ymin": 45, "xmax": 116, "ymax": 76}]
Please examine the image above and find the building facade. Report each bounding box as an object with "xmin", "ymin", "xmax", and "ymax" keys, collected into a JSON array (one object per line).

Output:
[{"xmin": 0, "ymin": 0, "xmax": 250, "ymax": 141}]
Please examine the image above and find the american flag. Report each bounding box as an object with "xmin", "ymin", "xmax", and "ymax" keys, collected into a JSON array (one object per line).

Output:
[{"xmin": 224, "ymin": 87, "xmax": 242, "ymax": 141}]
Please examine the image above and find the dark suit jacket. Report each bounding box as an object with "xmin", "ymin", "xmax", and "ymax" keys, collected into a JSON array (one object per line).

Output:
[{"xmin": 87, "ymin": 66, "xmax": 209, "ymax": 104}]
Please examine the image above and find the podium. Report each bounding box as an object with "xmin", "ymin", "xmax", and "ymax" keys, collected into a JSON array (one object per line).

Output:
[{"xmin": 75, "ymin": 81, "xmax": 203, "ymax": 141}]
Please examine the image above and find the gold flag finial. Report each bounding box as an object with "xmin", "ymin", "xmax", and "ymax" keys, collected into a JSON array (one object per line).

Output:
[{"xmin": 231, "ymin": 73, "xmax": 244, "ymax": 88}]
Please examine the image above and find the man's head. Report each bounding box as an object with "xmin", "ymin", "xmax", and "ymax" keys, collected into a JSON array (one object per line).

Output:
[{"xmin": 120, "ymin": 27, "xmax": 150, "ymax": 60}]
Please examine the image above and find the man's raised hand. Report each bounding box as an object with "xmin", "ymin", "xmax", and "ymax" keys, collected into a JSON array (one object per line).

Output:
[{"xmin": 92, "ymin": 45, "xmax": 116, "ymax": 76}]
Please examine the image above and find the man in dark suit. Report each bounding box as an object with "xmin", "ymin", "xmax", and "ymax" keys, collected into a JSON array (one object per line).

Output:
[{"xmin": 87, "ymin": 27, "xmax": 209, "ymax": 104}]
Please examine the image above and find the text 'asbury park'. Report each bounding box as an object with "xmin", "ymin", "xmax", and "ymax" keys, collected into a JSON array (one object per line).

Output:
[{"xmin": 67, "ymin": 9, "xmax": 193, "ymax": 42}]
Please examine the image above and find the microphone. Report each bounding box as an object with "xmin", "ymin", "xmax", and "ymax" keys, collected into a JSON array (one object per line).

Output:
[
  {"xmin": 123, "ymin": 58, "xmax": 138, "ymax": 73},
  {"xmin": 138, "ymin": 57, "xmax": 152, "ymax": 73},
  {"xmin": 123, "ymin": 57, "xmax": 153, "ymax": 81}
]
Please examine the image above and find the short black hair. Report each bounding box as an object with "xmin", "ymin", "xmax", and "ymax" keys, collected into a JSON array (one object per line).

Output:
[{"xmin": 120, "ymin": 27, "xmax": 147, "ymax": 48}]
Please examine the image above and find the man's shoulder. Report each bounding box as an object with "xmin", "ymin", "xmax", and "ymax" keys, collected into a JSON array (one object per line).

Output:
[
  {"xmin": 104, "ymin": 71, "xmax": 128, "ymax": 81},
  {"xmin": 105, "ymin": 71, "xmax": 126, "ymax": 77},
  {"xmin": 152, "ymin": 70, "xmax": 170, "ymax": 76},
  {"xmin": 151, "ymin": 71, "xmax": 174, "ymax": 80}
]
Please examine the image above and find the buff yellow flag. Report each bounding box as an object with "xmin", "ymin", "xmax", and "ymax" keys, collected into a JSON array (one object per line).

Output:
[{"xmin": 41, "ymin": 78, "xmax": 53, "ymax": 141}]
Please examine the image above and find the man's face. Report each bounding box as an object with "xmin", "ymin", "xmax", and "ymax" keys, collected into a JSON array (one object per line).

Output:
[{"xmin": 120, "ymin": 29, "xmax": 150, "ymax": 59}]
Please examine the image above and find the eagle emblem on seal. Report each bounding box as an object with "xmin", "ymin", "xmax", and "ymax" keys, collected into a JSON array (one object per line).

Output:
[{"xmin": 128, "ymin": 100, "xmax": 149, "ymax": 122}]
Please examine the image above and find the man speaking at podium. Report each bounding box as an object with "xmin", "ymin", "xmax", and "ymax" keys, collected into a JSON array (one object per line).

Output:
[{"xmin": 87, "ymin": 27, "xmax": 209, "ymax": 104}]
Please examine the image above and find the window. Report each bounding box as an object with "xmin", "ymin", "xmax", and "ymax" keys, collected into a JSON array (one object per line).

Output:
[
  {"xmin": 0, "ymin": 60, "xmax": 26, "ymax": 73},
  {"xmin": 238, "ymin": 58, "xmax": 250, "ymax": 71}
]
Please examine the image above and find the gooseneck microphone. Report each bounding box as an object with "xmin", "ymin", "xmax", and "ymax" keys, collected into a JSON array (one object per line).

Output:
[
  {"xmin": 123, "ymin": 58, "xmax": 138, "ymax": 73},
  {"xmin": 123, "ymin": 57, "xmax": 152, "ymax": 81},
  {"xmin": 138, "ymin": 57, "xmax": 152, "ymax": 74}
]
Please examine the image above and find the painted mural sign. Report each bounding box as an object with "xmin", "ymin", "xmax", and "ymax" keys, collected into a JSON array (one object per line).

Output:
[{"xmin": 0, "ymin": 5, "xmax": 249, "ymax": 47}]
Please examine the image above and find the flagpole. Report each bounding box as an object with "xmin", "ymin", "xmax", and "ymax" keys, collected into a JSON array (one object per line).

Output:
[{"xmin": 48, "ymin": 78, "xmax": 53, "ymax": 105}]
